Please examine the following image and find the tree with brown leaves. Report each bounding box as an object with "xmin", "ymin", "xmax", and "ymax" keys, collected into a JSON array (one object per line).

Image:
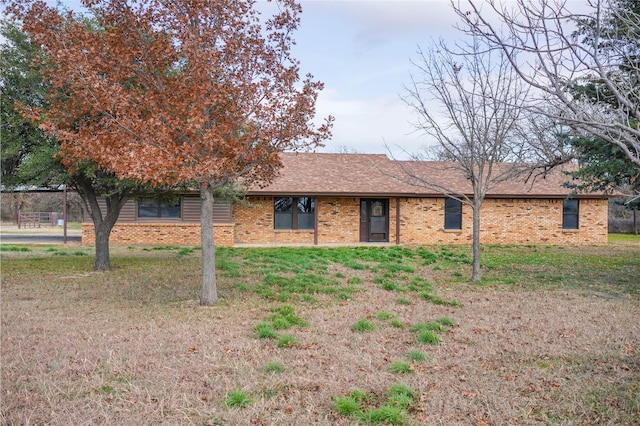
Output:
[{"xmin": 7, "ymin": 0, "xmax": 332, "ymax": 304}]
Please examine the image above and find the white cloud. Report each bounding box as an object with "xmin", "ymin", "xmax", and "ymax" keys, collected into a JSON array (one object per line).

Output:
[
  {"xmin": 314, "ymin": 87, "xmax": 429, "ymax": 157},
  {"xmin": 294, "ymin": 1, "xmax": 457, "ymax": 157}
]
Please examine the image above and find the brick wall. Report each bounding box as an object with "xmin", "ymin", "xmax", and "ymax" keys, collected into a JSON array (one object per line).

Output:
[
  {"xmin": 317, "ymin": 197, "xmax": 361, "ymax": 244},
  {"xmin": 82, "ymin": 196, "xmax": 608, "ymax": 246},
  {"xmin": 233, "ymin": 196, "xmax": 608, "ymax": 246},
  {"xmin": 234, "ymin": 197, "xmax": 365, "ymax": 244},
  {"xmin": 398, "ymin": 197, "xmax": 608, "ymax": 244},
  {"xmin": 398, "ymin": 198, "xmax": 472, "ymax": 244},
  {"xmin": 81, "ymin": 223, "xmax": 235, "ymax": 246},
  {"xmin": 478, "ymin": 198, "xmax": 608, "ymax": 244}
]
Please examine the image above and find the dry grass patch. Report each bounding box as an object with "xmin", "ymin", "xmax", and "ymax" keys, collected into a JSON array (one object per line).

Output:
[{"xmin": 1, "ymin": 243, "xmax": 639, "ymax": 425}]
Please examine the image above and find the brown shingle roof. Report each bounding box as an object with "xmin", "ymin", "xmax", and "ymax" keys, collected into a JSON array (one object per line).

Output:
[{"xmin": 248, "ymin": 152, "xmax": 604, "ymax": 198}]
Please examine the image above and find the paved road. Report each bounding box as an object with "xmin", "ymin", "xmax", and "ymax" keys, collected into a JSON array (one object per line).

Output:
[{"xmin": 0, "ymin": 234, "xmax": 82, "ymax": 244}]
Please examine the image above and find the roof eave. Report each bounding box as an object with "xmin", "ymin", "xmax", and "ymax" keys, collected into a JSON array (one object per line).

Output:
[{"xmin": 247, "ymin": 191, "xmax": 609, "ymax": 198}]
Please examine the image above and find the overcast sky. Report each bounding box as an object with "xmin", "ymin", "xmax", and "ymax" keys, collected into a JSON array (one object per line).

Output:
[
  {"xmin": 27, "ymin": 0, "xmax": 464, "ymax": 158},
  {"xmin": 285, "ymin": 0, "xmax": 463, "ymax": 158},
  {"xmin": 26, "ymin": 0, "xmax": 590, "ymax": 158}
]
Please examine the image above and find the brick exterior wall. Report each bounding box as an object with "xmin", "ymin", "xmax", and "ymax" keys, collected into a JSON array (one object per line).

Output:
[
  {"xmin": 233, "ymin": 196, "xmax": 608, "ymax": 245},
  {"xmin": 317, "ymin": 197, "xmax": 361, "ymax": 244},
  {"xmin": 82, "ymin": 223, "xmax": 235, "ymax": 246},
  {"xmin": 82, "ymin": 196, "xmax": 608, "ymax": 246},
  {"xmin": 477, "ymin": 198, "xmax": 608, "ymax": 244},
  {"xmin": 397, "ymin": 197, "xmax": 608, "ymax": 245},
  {"xmin": 233, "ymin": 197, "xmax": 313, "ymax": 244}
]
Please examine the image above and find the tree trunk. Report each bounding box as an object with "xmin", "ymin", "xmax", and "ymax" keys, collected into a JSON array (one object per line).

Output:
[
  {"xmin": 200, "ymin": 184, "xmax": 218, "ymax": 305},
  {"xmin": 471, "ymin": 202, "xmax": 482, "ymax": 284},
  {"xmin": 75, "ymin": 177, "xmax": 128, "ymax": 272},
  {"xmin": 93, "ymin": 223, "xmax": 112, "ymax": 271}
]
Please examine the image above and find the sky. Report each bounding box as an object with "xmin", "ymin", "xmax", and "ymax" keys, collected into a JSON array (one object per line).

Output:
[
  {"xmin": 13, "ymin": 0, "xmax": 589, "ymax": 159},
  {"xmin": 28, "ymin": 0, "xmax": 466, "ymax": 158},
  {"xmin": 283, "ymin": 0, "xmax": 464, "ymax": 158}
]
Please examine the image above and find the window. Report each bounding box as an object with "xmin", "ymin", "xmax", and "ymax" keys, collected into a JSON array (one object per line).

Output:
[
  {"xmin": 274, "ymin": 197, "xmax": 315, "ymax": 229},
  {"xmin": 138, "ymin": 198, "xmax": 181, "ymax": 219},
  {"xmin": 444, "ymin": 198, "xmax": 462, "ymax": 230},
  {"xmin": 562, "ymin": 199, "xmax": 579, "ymax": 229}
]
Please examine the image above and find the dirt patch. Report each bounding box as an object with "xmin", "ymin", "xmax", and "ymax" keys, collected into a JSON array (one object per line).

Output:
[{"xmin": 1, "ymin": 246, "xmax": 639, "ymax": 425}]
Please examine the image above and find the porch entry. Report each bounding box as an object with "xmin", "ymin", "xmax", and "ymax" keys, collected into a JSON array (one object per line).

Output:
[{"xmin": 360, "ymin": 199, "xmax": 389, "ymax": 242}]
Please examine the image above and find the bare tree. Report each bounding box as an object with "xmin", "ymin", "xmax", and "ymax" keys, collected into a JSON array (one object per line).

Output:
[
  {"xmin": 453, "ymin": 0, "xmax": 640, "ymax": 170},
  {"xmin": 399, "ymin": 37, "xmax": 530, "ymax": 283}
]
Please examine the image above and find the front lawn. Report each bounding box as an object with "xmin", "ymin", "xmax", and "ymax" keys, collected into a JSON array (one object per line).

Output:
[{"xmin": 1, "ymin": 243, "xmax": 638, "ymax": 425}]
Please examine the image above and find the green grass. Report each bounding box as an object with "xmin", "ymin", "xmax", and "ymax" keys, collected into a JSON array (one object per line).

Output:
[
  {"xmin": 357, "ymin": 405, "xmax": 407, "ymax": 425},
  {"xmin": 3, "ymin": 243, "xmax": 639, "ymax": 425},
  {"xmin": 479, "ymin": 244, "xmax": 639, "ymax": 296},
  {"xmin": 348, "ymin": 276, "xmax": 364, "ymax": 285},
  {"xmin": 413, "ymin": 321, "xmax": 443, "ymax": 332},
  {"xmin": 389, "ymin": 318, "xmax": 404, "ymax": 328},
  {"xmin": 421, "ymin": 293, "xmax": 462, "ymax": 306},
  {"xmin": 436, "ymin": 317, "xmax": 457, "ymax": 327},
  {"xmin": 390, "ymin": 361, "xmax": 413, "ymax": 374},
  {"xmin": 388, "ymin": 383, "xmax": 416, "ymax": 398},
  {"xmin": 416, "ymin": 329, "xmax": 441, "ymax": 345},
  {"xmin": 255, "ymin": 306, "xmax": 306, "ymax": 344},
  {"xmin": 0, "ymin": 245, "xmax": 31, "ymax": 252},
  {"xmin": 334, "ymin": 395, "xmax": 363, "ymax": 416},
  {"xmin": 406, "ymin": 350, "xmax": 426, "ymax": 362},
  {"xmin": 270, "ymin": 305, "xmax": 307, "ymax": 329},
  {"xmin": 263, "ymin": 361, "xmax": 285, "ymax": 374},
  {"xmin": 277, "ymin": 334, "xmax": 298, "ymax": 348},
  {"xmin": 335, "ymin": 383, "xmax": 416, "ymax": 425},
  {"xmin": 4, "ymin": 243, "xmax": 637, "ymax": 307},
  {"xmin": 216, "ymin": 244, "xmax": 640, "ymax": 300},
  {"xmin": 254, "ymin": 322, "xmax": 277, "ymax": 339},
  {"xmin": 351, "ymin": 319, "xmax": 375, "ymax": 332},
  {"xmin": 608, "ymin": 233, "xmax": 640, "ymax": 243},
  {"xmin": 225, "ymin": 390, "xmax": 253, "ymax": 408},
  {"xmin": 376, "ymin": 311, "xmax": 394, "ymax": 320}
]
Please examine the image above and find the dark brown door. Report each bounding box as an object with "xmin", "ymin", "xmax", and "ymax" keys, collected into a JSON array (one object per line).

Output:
[{"xmin": 360, "ymin": 199, "xmax": 389, "ymax": 242}]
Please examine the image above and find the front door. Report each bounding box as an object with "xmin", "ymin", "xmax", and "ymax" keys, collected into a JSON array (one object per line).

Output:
[{"xmin": 360, "ymin": 199, "xmax": 389, "ymax": 242}]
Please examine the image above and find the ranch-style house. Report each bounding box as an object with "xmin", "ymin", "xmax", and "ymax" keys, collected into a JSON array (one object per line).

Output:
[{"xmin": 81, "ymin": 153, "xmax": 609, "ymax": 246}]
